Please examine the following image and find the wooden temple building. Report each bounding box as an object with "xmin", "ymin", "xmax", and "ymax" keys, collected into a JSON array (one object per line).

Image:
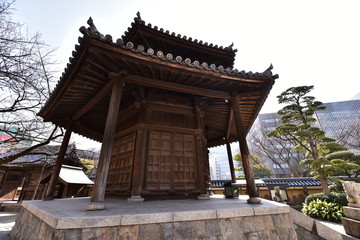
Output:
[{"xmin": 38, "ymin": 13, "xmax": 278, "ymax": 210}]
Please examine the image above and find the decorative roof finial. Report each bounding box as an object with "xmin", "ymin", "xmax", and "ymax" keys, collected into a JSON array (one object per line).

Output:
[
  {"xmin": 87, "ymin": 17, "xmax": 94, "ymax": 26},
  {"xmin": 263, "ymin": 64, "xmax": 273, "ymax": 73},
  {"xmin": 87, "ymin": 17, "xmax": 101, "ymax": 36},
  {"xmin": 134, "ymin": 11, "xmax": 145, "ymax": 24}
]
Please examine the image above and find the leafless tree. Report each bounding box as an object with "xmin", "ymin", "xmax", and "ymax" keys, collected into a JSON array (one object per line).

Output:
[
  {"xmin": 333, "ymin": 116, "xmax": 360, "ymax": 151},
  {"xmin": 0, "ymin": 1, "xmax": 62, "ymax": 163},
  {"xmin": 248, "ymin": 125, "xmax": 309, "ymax": 177}
]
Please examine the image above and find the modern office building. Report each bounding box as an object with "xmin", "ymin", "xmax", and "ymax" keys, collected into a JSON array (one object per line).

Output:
[
  {"xmin": 209, "ymin": 97, "xmax": 360, "ymax": 179},
  {"xmin": 250, "ymin": 98, "xmax": 360, "ymax": 177},
  {"xmin": 209, "ymin": 144, "xmax": 241, "ymax": 180},
  {"xmin": 315, "ymin": 99, "xmax": 360, "ymax": 152}
]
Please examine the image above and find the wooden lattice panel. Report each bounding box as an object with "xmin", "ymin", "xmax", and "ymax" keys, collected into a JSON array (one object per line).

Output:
[
  {"xmin": 173, "ymin": 134, "xmax": 197, "ymax": 190},
  {"xmin": 145, "ymin": 131, "xmax": 197, "ymax": 192},
  {"xmin": 106, "ymin": 133, "xmax": 135, "ymax": 195}
]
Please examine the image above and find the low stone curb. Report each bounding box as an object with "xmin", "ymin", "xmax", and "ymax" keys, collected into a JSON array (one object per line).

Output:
[{"xmin": 290, "ymin": 207, "xmax": 360, "ymax": 240}]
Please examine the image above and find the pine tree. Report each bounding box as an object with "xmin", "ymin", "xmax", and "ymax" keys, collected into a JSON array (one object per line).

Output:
[
  {"xmin": 234, "ymin": 152, "xmax": 274, "ymax": 178},
  {"xmin": 326, "ymin": 151, "xmax": 360, "ymax": 177},
  {"xmin": 268, "ymin": 86, "xmax": 346, "ymax": 195}
]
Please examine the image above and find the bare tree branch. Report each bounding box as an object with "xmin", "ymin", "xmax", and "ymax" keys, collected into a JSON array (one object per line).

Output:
[{"xmin": 0, "ymin": 1, "xmax": 62, "ymax": 163}]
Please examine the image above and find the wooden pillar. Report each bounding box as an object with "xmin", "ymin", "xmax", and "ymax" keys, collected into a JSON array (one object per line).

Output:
[
  {"xmin": 43, "ymin": 124, "xmax": 72, "ymax": 200},
  {"xmin": 128, "ymin": 99, "xmax": 147, "ymax": 202},
  {"xmin": 194, "ymin": 100, "xmax": 209, "ymax": 200},
  {"xmin": 128, "ymin": 128, "xmax": 145, "ymax": 202},
  {"xmin": 87, "ymin": 78, "xmax": 124, "ymax": 210},
  {"xmin": 63, "ymin": 184, "xmax": 68, "ymax": 198},
  {"xmin": 225, "ymin": 140, "xmax": 236, "ymax": 183},
  {"xmin": 231, "ymin": 95, "xmax": 260, "ymax": 203}
]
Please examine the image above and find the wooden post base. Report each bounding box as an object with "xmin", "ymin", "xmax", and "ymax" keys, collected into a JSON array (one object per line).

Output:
[
  {"xmin": 197, "ymin": 194, "xmax": 210, "ymax": 200},
  {"xmin": 86, "ymin": 202, "xmax": 105, "ymax": 211},
  {"xmin": 247, "ymin": 197, "xmax": 261, "ymax": 204},
  {"xmin": 127, "ymin": 196, "xmax": 144, "ymax": 202},
  {"xmin": 42, "ymin": 196, "xmax": 54, "ymax": 201}
]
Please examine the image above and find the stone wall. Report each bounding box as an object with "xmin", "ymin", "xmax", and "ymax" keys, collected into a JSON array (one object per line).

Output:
[
  {"xmin": 11, "ymin": 207, "xmax": 297, "ymax": 240},
  {"xmin": 290, "ymin": 207, "xmax": 360, "ymax": 240},
  {"xmin": 293, "ymin": 224, "xmax": 326, "ymax": 240}
]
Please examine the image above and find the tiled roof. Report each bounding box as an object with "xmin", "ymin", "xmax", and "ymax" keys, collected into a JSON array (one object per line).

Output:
[
  {"xmin": 38, "ymin": 14, "xmax": 278, "ymax": 146},
  {"xmin": 211, "ymin": 177, "xmax": 333, "ymax": 188},
  {"xmin": 78, "ymin": 16, "xmax": 277, "ymax": 81},
  {"xmin": 125, "ymin": 12, "xmax": 237, "ymax": 53},
  {"xmin": 39, "ymin": 16, "xmax": 278, "ymax": 121},
  {"xmin": 262, "ymin": 177, "xmax": 333, "ymax": 187},
  {"xmin": 0, "ymin": 150, "xmax": 57, "ymax": 165},
  {"xmin": 59, "ymin": 165, "xmax": 93, "ymax": 185}
]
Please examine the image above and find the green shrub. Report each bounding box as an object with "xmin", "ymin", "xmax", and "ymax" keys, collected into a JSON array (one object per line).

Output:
[
  {"xmin": 304, "ymin": 192, "xmax": 348, "ymax": 206},
  {"xmin": 327, "ymin": 192, "xmax": 348, "ymax": 206},
  {"xmin": 302, "ymin": 199, "xmax": 344, "ymax": 222},
  {"xmin": 304, "ymin": 193, "xmax": 328, "ymax": 205}
]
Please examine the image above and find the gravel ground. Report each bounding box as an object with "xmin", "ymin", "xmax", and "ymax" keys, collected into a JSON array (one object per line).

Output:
[{"xmin": 0, "ymin": 212, "xmax": 18, "ymax": 240}]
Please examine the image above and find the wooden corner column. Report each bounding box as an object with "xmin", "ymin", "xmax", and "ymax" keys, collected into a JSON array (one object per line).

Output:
[
  {"xmin": 43, "ymin": 123, "xmax": 72, "ymax": 200},
  {"xmin": 231, "ymin": 95, "xmax": 260, "ymax": 204},
  {"xmin": 226, "ymin": 140, "xmax": 236, "ymax": 183},
  {"xmin": 127, "ymin": 128, "xmax": 146, "ymax": 202},
  {"xmin": 87, "ymin": 77, "xmax": 124, "ymax": 211},
  {"xmin": 225, "ymin": 107, "xmax": 236, "ymax": 183},
  {"xmin": 194, "ymin": 103, "xmax": 210, "ymax": 200}
]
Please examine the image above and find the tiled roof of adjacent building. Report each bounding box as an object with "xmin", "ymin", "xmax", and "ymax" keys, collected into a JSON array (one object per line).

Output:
[{"xmin": 211, "ymin": 177, "xmax": 333, "ymax": 188}]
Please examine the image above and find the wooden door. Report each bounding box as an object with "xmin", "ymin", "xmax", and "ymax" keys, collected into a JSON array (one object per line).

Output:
[
  {"xmin": 145, "ymin": 131, "xmax": 197, "ymax": 193},
  {"xmin": 0, "ymin": 171, "xmax": 22, "ymax": 200},
  {"xmin": 107, "ymin": 133, "xmax": 136, "ymax": 195}
]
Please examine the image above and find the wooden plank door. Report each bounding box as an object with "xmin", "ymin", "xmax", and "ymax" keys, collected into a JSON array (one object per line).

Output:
[
  {"xmin": 0, "ymin": 171, "xmax": 22, "ymax": 200},
  {"xmin": 145, "ymin": 131, "xmax": 197, "ymax": 193},
  {"xmin": 107, "ymin": 133, "xmax": 136, "ymax": 195}
]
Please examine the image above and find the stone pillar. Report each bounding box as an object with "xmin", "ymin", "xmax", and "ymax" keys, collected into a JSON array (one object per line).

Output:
[
  {"xmin": 87, "ymin": 79, "xmax": 124, "ymax": 210},
  {"xmin": 231, "ymin": 95, "xmax": 260, "ymax": 204},
  {"xmin": 43, "ymin": 124, "xmax": 72, "ymax": 200}
]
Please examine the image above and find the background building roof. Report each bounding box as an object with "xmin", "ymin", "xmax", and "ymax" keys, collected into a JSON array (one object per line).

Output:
[{"xmin": 59, "ymin": 165, "xmax": 94, "ymax": 185}]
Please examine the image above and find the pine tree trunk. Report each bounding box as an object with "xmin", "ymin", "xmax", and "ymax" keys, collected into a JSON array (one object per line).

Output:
[{"xmin": 320, "ymin": 178, "xmax": 330, "ymax": 195}]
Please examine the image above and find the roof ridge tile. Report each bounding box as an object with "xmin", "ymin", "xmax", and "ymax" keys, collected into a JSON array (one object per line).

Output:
[{"xmin": 127, "ymin": 12, "xmax": 238, "ymax": 54}]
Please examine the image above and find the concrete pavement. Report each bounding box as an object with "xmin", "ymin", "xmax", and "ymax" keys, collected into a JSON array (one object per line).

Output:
[{"xmin": 0, "ymin": 212, "xmax": 18, "ymax": 240}]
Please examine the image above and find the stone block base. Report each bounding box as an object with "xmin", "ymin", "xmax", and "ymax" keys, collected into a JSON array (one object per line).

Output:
[
  {"xmin": 343, "ymin": 206, "xmax": 360, "ymax": 221},
  {"xmin": 342, "ymin": 217, "xmax": 360, "ymax": 238},
  {"xmin": 10, "ymin": 197, "xmax": 298, "ymax": 240}
]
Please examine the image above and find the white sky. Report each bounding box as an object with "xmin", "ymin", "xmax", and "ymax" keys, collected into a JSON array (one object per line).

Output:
[{"xmin": 11, "ymin": 0, "xmax": 360, "ymax": 150}]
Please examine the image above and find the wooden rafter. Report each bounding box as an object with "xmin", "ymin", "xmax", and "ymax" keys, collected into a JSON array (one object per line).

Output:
[{"xmin": 71, "ymin": 79, "xmax": 113, "ymax": 121}]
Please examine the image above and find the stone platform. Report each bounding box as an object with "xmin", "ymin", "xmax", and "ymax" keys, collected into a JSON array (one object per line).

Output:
[
  {"xmin": 342, "ymin": 206, "xmax": 360, "ymax": 238},
  {"xmin": 10, "ymin": 195, "xmax": 297, "ymax": 240}
]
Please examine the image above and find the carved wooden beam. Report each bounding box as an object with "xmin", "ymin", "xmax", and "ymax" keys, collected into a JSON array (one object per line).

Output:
[{"xmin": 109, "ymin": 72, "xmax": 232, "ymax": 99}]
